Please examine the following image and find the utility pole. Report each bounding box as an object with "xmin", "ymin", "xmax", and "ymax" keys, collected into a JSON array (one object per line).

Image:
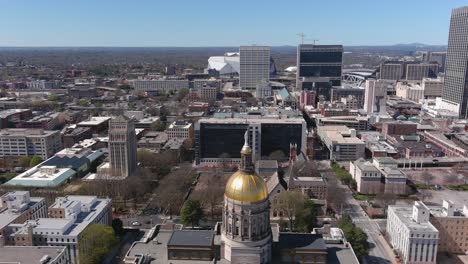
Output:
[{"xmin": 312, "ymin": 39, "xmax": 319, "ymax": 45}]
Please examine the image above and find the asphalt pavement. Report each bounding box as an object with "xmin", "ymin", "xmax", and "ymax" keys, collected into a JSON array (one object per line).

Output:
[{"xmin": 339, "ymin": 183, "xmax": 396, "ymax": 264}]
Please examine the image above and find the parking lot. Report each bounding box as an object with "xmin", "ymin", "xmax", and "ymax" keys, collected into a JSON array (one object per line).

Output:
[{"xmin": 424, "ymin": 189, "xmax": 468, "ymax": 206}]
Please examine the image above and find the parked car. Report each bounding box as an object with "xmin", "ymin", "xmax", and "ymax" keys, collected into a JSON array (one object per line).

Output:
[{"xmin": 131, "ymin": 221, "xmax": 141, "ymax": 226}]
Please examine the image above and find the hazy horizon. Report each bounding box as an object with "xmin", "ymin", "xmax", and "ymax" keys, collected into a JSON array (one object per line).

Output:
[{"xmin": 1, "ymin": 0, "xmax": 466, "ymax": 47}]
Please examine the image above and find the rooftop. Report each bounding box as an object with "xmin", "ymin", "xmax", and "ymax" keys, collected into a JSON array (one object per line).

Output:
[
  {"xmin": 6, "ymin": 166, "xmax": 76, "ymax": 187},
  {"xmin": 0, "ymin": 108, "xmax": 30, "ymax": 119},
  {"xmin": 0, "ymin": 246, "xmax": 67, "ymax": 264},
  {"xmin": 0, "ymin": 128, "xmax": 58, "ymax": 137},
  {"xmin": 388, "ymin": 205, "xmax": 438, "ymax": 233},
  {"xmin": 167, "ymin": 230, "xmax": 214, "ymax": 247},
  {"xmin": 77, "ymin": 116, "xmax": 111, "ymax": 126}
]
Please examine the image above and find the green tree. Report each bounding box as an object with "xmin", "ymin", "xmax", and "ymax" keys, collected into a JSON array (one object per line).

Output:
[
  {"xmin": 18, "ymin": 156, "xmax": 31, "ymax": 167},
  {"xmin": 29, "ymin": 156, "xmax": 43, "ymax": 167},
  {"xmin": 48, "ymin": 95, "xmax": 58, "ymax": 101},
  {"xmin": 78, "ymin": 99, "xmax": 88, "ymax": 106},
  {"xmin": 294, "ymin": 200, "xmax": 317, "ymax": 232},
  {"xmin": 112, "ymin": 218, "xmax": 125, "ymax": 236},
  {"xmin": 79, "ymin": 224, "xmax": 119, "ymax": 264},
  {"xmin": 272, "ymin": 190, "xmax": 309, "ymax": 231},
  {"xmin": 180, "ymin": 199, "xmax": 204, "ymax": 227},
  {"xmin": 150, "ymin": 120, "xmax": 166, "ymax": 131},
  {"xmin": 177, "ymin": 88, "xmax": 189, "ymax": 101},
  {"xmin": 337, "ymin": 213, "xmax": 369, "ymax": 258}
]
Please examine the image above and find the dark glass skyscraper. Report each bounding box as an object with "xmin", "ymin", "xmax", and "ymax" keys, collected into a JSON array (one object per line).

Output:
[
  {"xmin": 296, "ymin": 44, "xmax": 343, "ymax": 98},
  {"xmin": 442, "ymin": 6, "xmax": 468, "ymax": 118}
]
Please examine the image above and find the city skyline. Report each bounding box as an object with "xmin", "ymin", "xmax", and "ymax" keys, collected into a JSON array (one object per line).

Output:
[{"xmin": 1, "ymin": 0, "xmax": 467, "ymax": 47}]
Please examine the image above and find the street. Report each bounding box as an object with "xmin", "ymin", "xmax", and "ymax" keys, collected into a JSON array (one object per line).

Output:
[
  {"xmin": 119, "ymin": 214, "xmax": 165, "ymax": 230},
  {"xmin": 339, "ymin": 183, "xmax": 396, "ymax": 264}
]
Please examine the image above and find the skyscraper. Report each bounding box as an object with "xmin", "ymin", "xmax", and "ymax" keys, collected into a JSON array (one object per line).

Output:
[
  {"xmin": 442, "ymin": 6, "xmax": 468, "ymax": 118},
  {"xmin": 108, "ymin": 116, "xmax": 137, "ymax": 177},
  {"xmin": 296, "ymin": 44, "xmax": 343, "ymax": 97},
  {"xmin": 240, "ymin": 46, "xmax": 270, "ymax": 90}
]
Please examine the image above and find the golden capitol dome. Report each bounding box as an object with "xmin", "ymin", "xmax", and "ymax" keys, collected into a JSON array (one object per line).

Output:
[
  {"xmin": 224, "ymin": 169, "xmax": 268, "ymax": 203},
  {"xmin": 224, "ymin": 130, "xmax": 268, "ymax": 203}
]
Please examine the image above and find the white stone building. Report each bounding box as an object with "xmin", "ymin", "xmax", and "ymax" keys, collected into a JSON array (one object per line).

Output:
[{"xmin": 387, "ymin": 202, "xmax": 439, "ymax": 264}]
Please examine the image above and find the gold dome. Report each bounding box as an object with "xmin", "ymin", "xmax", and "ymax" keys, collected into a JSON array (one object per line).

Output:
[
  {"xmin": 224, "ymin": 170, "xmax": 268, "ymax": 203},
  {"xmin": 240, "ymin": 145, "xmax": 252, "ymax": 154}
]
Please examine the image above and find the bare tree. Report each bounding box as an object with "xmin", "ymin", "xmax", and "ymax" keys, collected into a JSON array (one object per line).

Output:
[
  {"xmin": 218, "ymin": 153, "xmax": 231, "ymax": 172},
  {"xmin": 200, "ymin": 174, "xmax": 224, "ymax": 220},
  {"xmin": 376, "ymin": 193, "xmax": 397, "ymax": 214},
  {"xmin": 323, "ymin": 171, "xmax": 346, "ymax": 213},
  {"xmin": 269, "ymin": 150, "xmax": 286, "ymax": 161},
  {"xmin": 420, "ymin": 171, "xmax": 435, "ymax": 201}
]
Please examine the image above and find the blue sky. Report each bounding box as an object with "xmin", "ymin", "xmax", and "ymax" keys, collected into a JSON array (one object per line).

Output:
[{"xmin": 0, "ymin": 0, "xmax": 466, "ymax": 47}]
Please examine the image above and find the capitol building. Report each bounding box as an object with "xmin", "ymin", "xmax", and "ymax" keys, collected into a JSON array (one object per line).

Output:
[{"xmin": 124, "ymin": 133, "xmax": 359, "ymax": 264}]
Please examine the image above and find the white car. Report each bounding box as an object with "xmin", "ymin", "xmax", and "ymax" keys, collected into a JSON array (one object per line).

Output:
[{"xmin": 131, "ymin": 221, "xmax": 141, "ymax": 226}]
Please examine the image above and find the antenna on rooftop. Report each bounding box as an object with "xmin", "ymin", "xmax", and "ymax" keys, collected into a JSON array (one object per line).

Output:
[
  {"xmin": 297, "ymin": 33, "xmax": 306, "ymax": 44},
  {"xmin": 306, "ymin": 38, "xmax": 319, "ymax": 45}
]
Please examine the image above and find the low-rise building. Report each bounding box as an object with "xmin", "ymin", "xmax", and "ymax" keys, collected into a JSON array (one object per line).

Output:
[
  {"xmin": 396, "ymin": 82, "xmax": 424, "ymax": 102},
  {"xmin": 8, "ymin": 195, "xmax": 112, "ymax": 264},
  {"xmin": 317, "ymin": 126, "xmax": 365, "ymax": 161},
  {"xmin": 350, "ymin": 157, "xmax": 407, "ymax": 195},
  {"xmin": 0, "ymin": 109, "xmax": 33, "ymax": 129},
  {"xmin": 77, "ymin": 116, "xmax": 111, "ymax": 134},
  {"xmin": 166, "ymin": 120, "xmax": 193, "ymax": 141},
  {"xmin": 138, "ymin": 131, "xmax": 169, "ymax": 151},
  {"xmin": 382, "ymin": 121, "xmax": 418, "ymax": 137},
  {"xmin": 17, "ymin": 112, "xmax": 60, "ymax": 130},
  {"xmin": 316, "ymin": 116, "xmax": 368, "ymax": 131},
  {"xmin": 350, "ymin": 159, "xmax": 382, "ymax": 194},
  {"xmin": 0, "ymin": 191, "xmax": 47, "ymax": 238},
  {"xmin": 6, "ymin": 165, "xmax": 77, "ymax": 187},
  {"xmin": 188, "ymin": 102, "xmax": 209, "ymax": 114},
  {"xmin": 62, "ymin": 127, "xmax": 92, "ymax": 148}
]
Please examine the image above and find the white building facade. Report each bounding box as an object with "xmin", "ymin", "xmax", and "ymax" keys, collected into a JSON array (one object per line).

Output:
[{"xmin": 387, "ymin": 202, "xmax": 439, "ymax": 264}]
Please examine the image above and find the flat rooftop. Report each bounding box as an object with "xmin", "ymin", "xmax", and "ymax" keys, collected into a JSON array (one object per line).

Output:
[
  {"xmin": 0, "ymin": 246, "xmax": 67, "ymax": 263},
  {"xmin": 198, "ymin": 117, "xmax": 305, "ymax": 125},
  {"xmin": 0, "ymin": 128, "xmax": 58, "ymax": 137},
  {"xmin": 168, "ymin": 230, "xmax": 214, "ymax": 247},
  {"xmin": 389, "ymin": 205, "xmax": 438, "ymax": 233},
  {"xmin": 0, "ymin": 108, "xmax": 30, "ymax": 118},
  {"xmin": 77, "ymin": 116, "xmax": 111, "ymax": 126},
  {"xmin": 7, "ymin": 166, "xmax": 76, "ymax": 187}
]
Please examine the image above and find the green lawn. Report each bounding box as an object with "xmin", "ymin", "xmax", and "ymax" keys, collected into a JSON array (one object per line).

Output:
[
  {"xmin": 413, "ymin": 183, "xmax": 431, "ymax": 189},
  {"xmin": 354, "ymin": 193, "xmax": 376, "ymax": 201},
  {"xmin": 445, "ymin": 185, "xmax": 468, "ymax": 191}
]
